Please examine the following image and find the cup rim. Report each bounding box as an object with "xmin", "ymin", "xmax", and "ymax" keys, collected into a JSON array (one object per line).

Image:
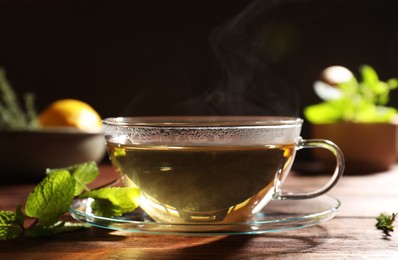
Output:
[{"xmin": 103, "ymin": 116, "xmax": 303, "ymax": 127}]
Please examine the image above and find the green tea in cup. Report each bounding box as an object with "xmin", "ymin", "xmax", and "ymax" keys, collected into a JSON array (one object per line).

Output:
[{"xmin": 103, "ymin": 116, "xmax": 344, "ymax": 224}]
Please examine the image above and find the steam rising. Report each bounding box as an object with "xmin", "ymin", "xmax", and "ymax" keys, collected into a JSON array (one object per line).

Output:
[
  {"xmin": 124, "ymin": 0, "xmax": 299, "ymax": 117},
  {"xmin": 204, "ymin": 0, "xmax": 298, "ymax": 116}
]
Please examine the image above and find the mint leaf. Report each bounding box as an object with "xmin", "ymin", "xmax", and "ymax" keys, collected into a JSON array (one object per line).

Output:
[
  {"xmin": 89, "ymin": 199, "xmax": 120, "ymax": 218},
  {"xmin": 80, "ymin": 187, "xmax": 140, "ymax": 217},
  {"xmin": 376, "ymin": 212, "xmax": 396, "ymax": 237},
  {"xmin": 47, "ymin": 161, "xmax": 99, "ymax": 196},
  {"xmin": 25, "ymin": 170, "xmax": 76, "ymax": 226},
  {"xmin": 388, "ymin": 78, "xmax": 398, "ymax": 89},
  {"xmin": 0, "ymin": 210, "xmax": 23, "ymax": 240},
  {"xmin": 25, "ymin": 221, "xmax": 89, "ymax": 238},
  {"xmin": 304, "ymin": 101, "xmax": 344, "ymax": 124}
]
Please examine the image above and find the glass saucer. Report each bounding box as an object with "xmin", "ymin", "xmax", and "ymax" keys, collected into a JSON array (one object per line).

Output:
[{"xmin": 69, "ymin": 194, "xmax": 340, "ymax": 236}]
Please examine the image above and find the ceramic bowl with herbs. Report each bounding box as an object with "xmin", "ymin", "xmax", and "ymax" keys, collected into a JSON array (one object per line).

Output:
[{"xmin": 0, "ymin": 68, "xmax": 105, "ymax": 181}]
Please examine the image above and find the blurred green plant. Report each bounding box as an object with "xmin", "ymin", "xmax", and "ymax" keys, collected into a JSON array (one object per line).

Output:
[
  {"xmin": 0, "ymin": 68, "xmax": 38, "ymax": 130},
  {"xmin": 304, "ymin": 65, "xmax": 398, "ymax": 124}
]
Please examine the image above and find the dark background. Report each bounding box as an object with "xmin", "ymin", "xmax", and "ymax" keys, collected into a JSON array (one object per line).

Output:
[{"xmin": 1, "ymin": 0, "xmax": 398, "ymax": 138}]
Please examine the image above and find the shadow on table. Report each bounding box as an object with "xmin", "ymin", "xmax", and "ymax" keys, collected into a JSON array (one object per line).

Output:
[
  {"xmin": 171, "ymin": 228, "xmax": 327, "ymax": 259},
  {"xmin": 97, "ymin": 225, "xmax": 329, "ymax": 259},
  {"xmin": 0, "ymin": 224, "xmax": 329, "ymax": 258}
]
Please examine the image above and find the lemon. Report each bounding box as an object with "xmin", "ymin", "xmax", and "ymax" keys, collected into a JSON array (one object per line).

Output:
[{"xmin": 39, "ymin": 99, "xmax": 102, "ymax": 131}]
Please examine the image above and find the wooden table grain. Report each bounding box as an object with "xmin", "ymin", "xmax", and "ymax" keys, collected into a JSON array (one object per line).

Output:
[{"xmin": 1, "ymin": 163, "xmax": 397, "ymax": 259}]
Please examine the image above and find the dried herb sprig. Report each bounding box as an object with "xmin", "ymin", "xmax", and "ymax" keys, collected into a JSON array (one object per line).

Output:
[
  {"xmin": 376, "ymin": 212, "xmax": 396, "ymax": 237},
  {"xmin": 0, "ymin": 68, "xmax": 38, "ymax": 130}
]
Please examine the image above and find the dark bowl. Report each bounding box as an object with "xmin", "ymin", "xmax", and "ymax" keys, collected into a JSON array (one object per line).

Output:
[{"xmin": 0, "ymin": 128, "xmax": 106, "ymax": 182}]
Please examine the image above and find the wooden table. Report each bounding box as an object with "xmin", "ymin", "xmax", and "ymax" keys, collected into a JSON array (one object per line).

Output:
[{"xmin": 1, "ymin": 163, "xmax": 397, "ymax": 259}]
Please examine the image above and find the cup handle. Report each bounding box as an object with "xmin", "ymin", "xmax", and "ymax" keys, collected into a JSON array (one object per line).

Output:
[{"xmin": 276, "ymin": 138, "xmax": 345, "ymax": 200}]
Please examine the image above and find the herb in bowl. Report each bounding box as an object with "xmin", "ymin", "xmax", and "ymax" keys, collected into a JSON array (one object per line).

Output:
[{"xmin": 304, "ymin": 65, "xmax": 398, "ymax": 124}]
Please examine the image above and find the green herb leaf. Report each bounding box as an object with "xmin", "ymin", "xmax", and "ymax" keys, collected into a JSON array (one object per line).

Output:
[
  {"xmin": 387, "ymin": 78, "xmax": 398, "ymax": 89},
  {"xmin": 304, "ymin": 101, "xmax": 344, "ymax": 124},
  {"xmin": 360, "ymin": 65, "xmax": 379, "ymax": 90},
  {"xmin": 0, "ymin": 210, "xmax": 23, "ymax": 240},
  {"xmin": 25, "ymin": 221, "xmax": 89, "ymax": 238},
  {"xmin": 25, "ymin": 170, "xmax": 76, "ymax": 226},
  {"xmin": 376, "ymin": 212, "xmax": 396, "ymax": 237},
  {"xmin": 80, "ymin": 187, "xmax": 140, "ymax": 217},
  {"xmin": 47, "ymin": 161, "xmax": 99, "ymax": 196}
]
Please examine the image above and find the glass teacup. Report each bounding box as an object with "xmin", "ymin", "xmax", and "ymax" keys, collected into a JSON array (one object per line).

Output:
[{"xmin": 103, "ymin": 116, "xmax": 344, "ymax": 224}]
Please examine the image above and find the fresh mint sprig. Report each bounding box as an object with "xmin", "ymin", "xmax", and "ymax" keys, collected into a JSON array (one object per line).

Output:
[
  {"xmin": 376, "ymin": 212, "xmax": 396, "ymax": 237},
  {"xmin": 0, "ymin": 161, "xmax": 140, "ymax": 240}
]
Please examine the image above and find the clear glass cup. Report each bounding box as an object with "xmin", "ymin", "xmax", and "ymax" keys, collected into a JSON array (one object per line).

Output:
[{"xmin": 103, "ymin": 116, "xmax": 344, "ymax": 224}]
